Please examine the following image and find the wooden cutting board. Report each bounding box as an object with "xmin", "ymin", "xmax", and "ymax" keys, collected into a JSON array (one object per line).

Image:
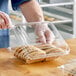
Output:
[{"xmin": 0, "ymin": 38, "xmax": 76, "ymax": 76}]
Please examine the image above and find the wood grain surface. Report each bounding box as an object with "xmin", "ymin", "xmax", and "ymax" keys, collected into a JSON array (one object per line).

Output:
[{"xmin": 0, "ymin": 38, "xmax": 76, "ymax": 76}]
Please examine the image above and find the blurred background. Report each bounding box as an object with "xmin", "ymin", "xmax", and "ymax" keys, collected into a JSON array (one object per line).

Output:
[{"xmin": 9, "ymin": 0, "xmax": 75, "ymax": 40}]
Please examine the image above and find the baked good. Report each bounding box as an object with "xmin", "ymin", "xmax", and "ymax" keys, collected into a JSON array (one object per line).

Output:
[
  {"xmin": 14, "ymin": 45, "xmax": 46, "ymax": 64},
  {"xmin": 68, "ymin": 68, "xmax": 76, "ymax": 76},
  {"xmin": 10, "ymin": 14, "xmax": 22, "ymax": 21},
  {"xmin": 35, "ymin": 44, "xmax": 64, "ymax": 61},
  {"xmin": 14, "ymin": 44, "xmax": 64, "ymax": 63},
  {"xmin": 44, "ymin": 15, "xmax": 55, "ymax": 21}
]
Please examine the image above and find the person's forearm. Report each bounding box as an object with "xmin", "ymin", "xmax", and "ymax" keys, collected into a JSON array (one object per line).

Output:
[{"xmin": 20, "ymin": 0, "xmax": 44, "ymax": 22}]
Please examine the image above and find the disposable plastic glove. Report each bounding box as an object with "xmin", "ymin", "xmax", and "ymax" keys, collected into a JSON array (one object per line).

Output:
[{"xmin": 33, "ymin": 23, "xmax": 55, "ymax": 44}]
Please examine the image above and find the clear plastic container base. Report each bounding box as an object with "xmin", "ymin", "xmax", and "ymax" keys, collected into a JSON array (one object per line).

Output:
[{"xmin": 9, "ymin": 21, "xmax": 70, "ymax": 63}]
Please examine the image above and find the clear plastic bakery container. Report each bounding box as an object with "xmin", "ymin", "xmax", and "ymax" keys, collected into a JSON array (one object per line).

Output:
[
  {"xmin": 58, "ymin": 59, "xmax": 76, "ymax": 76},
  {"xmin": 9, "ymin": 21, "xmax": 70, "ymax": 62}
]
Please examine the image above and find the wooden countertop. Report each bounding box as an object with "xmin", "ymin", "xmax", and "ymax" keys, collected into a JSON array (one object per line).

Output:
[{"xmin": 0, "ymin": 38, "xmax": 76, "ymax": 76}]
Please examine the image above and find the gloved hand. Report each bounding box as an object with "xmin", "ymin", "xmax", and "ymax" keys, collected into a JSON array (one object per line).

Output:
[
  {"xmin": 0, "ymin": 11, "xmax": 12, "ymax": 29},
  {"xmin": 33, "ymin": 23, "xmax": 55, "ymax": 44}
]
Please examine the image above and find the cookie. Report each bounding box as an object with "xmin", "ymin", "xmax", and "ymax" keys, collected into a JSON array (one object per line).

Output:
[{"xmin": 14, "ymin": 45, "xmax": 46, "ymax": 64}]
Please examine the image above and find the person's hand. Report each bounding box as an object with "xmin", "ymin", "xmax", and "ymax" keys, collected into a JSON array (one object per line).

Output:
[
  {"xmin": 33, "ymin": 23, "xmax": 55, "ymax": 44},
  {"xmin": 0, "ymin": 11, "xmax": 12, "ymax": 29}
]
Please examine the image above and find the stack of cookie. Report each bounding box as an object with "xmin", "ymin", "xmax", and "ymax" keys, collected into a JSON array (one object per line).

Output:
[
  {"xmin": 14, "ymin": 45, "xmax": 46, "ymax": 64},
  {"xmin": 35, "ymin": 44, "xmax": 64, "ymax": 61},
  {"xmin": 14, "ymin": 44, "xmax": 64, "ymax": 64}
]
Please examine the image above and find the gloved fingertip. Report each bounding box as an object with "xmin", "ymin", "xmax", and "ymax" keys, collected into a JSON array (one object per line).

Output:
[
  {"xmin": 46, "ymin": 40, "xmax": 51, "ymax": 44},
  {"xmin": 41, "ymin": 40, "xmax": 46, "ymax": 44}
]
